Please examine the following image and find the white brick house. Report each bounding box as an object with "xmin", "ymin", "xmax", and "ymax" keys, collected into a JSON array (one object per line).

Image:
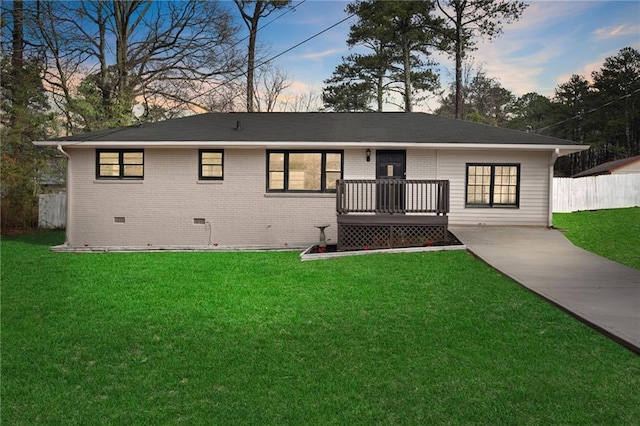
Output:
[{"xmin": 34, "ymin": 112, "xmax": 588, "ymax": 251}]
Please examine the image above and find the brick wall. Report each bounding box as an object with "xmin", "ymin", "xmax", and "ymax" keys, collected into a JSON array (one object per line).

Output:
[{"xmin": 68, "ymin": 148, "xmax": 349, "ymax": 248}]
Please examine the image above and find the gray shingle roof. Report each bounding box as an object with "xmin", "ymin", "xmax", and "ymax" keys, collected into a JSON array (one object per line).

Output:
[{"xmin": 48, "ymin": 112, "xmax": 581, "ymax": 145}]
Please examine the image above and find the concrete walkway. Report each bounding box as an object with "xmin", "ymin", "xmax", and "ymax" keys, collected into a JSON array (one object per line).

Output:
[{"xmin": 450, "ymin": 227, "xmax": 640, "ymax": 354}]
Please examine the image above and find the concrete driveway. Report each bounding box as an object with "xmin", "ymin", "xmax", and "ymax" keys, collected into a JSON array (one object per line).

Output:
[{"xmin": 450, "ymin": 226, "xmax": 640, "ymax": 354}]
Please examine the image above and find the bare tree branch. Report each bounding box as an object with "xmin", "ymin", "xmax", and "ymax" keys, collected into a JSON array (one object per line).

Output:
[{"xmin": 29, "ymin": 0, "xmax": 243, "ymax": 132}]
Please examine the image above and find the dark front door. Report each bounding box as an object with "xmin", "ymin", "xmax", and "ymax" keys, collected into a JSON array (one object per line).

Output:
[{"xmin": 376, "ymin": 150, "xmax": 406, "ymax": 213}]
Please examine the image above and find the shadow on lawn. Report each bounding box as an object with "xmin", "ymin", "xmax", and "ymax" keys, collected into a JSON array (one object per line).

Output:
[{"xmin": 1, "ymin": 230, "xmax": 65, "ymax": 247}]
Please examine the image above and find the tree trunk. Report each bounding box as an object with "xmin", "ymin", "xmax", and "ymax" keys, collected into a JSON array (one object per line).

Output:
[
  {"xmin": 114, "ymin": 1, "xmax": 130, "ymax": 107},
  {"xmin": 247, "ymin": 26, "xmax": 256, "ymax": 112},
  {"xmin": 97, "ymin": 7, "xmax": 110, "ymax": 111},
  {"xmin": 402, "ymin": 30, "xmax": 412, "ymax": 112},
  {"xmin": 377, "ymin": 73, "xmax": 384, "ymax": 112},
  {"xmin": 454, "ymin": 4, "xmax": 464, "ymax": 119},
  {"xmin": 11, "ymin": 0, "xmax": 23, "ymax": 72},
  {"xmin": 246, "ymin": 1, "xmax": 264, "ymax": 113},
  {"xmin": 10, "ymin": 0, "xmax": 24, "ymax": 129}
]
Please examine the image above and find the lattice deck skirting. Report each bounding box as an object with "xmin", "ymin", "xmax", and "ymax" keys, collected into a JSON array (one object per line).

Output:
[{"xmin": 337, "ymin": 214, "xmax": 448, "ymax": 251}]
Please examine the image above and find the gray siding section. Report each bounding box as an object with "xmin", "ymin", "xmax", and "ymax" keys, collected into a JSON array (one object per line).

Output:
[
  {"xmin": 438, "ymin": 150, "xmax": 551, "ymax": 226},
  {"xmin": 407, "ymin": 149, "xmax": 437, "ymax": 179}
]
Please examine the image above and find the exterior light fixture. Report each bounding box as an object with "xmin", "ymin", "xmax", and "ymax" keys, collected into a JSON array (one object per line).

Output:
[{"xmin": 366, "ymin": 149, "xmax": 371, "ymax": 162}]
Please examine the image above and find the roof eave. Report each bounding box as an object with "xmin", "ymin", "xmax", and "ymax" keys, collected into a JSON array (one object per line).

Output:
[
  {"xmin": 33, "ymin": 140, "xmax": 589, "ymax": 156},
  {"xmin": 610, "ymin": 157, "xmax": 640, "ymax": 173}
]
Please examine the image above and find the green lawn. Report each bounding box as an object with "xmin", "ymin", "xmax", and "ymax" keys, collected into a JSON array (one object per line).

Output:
[
  {"xmin": 2, "ymin": 231, "xmax": 639, "ymax": 424},
  {"xmin": 554, "ymin": 207, "xmax": 640, "ymax": 269}
]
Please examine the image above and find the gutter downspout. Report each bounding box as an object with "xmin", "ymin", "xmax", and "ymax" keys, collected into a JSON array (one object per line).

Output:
[
  {"xmin": 57, "ymin": 145, "xmax": 71, "ymax": 246},
  {"xmin": 548, "ymin": 148, "xmax": 559, "ymax": 228}
]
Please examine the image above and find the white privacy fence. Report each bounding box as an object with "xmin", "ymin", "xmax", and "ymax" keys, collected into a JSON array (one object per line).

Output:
[
  {"xmin": 553, "ymin": 174, "xmax": 640, "ymax": 213},
  {"xmin": 38, "ymin": 192, "xmax": 66, "ymax": 229}
]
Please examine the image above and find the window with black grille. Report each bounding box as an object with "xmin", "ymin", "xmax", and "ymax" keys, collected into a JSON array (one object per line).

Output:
[
  {"xmin": 466, "ymin": 163, "xmax": 520, "ymax": 208},
  {"xmin": 267, "ymin": 150, "xmax": 343, "ymax": 193},
  {"xmin": 199, "ymin": 150, "xmax": 224, "ymax": 180},
  {"xmin": 96, "ymin": 150, "xmax": 144, "ymax": 179}
]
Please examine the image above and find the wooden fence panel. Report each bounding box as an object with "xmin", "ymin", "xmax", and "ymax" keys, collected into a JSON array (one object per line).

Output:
[
  {"xmin": 553, "ymin": 174, "xmax": 640, "ymax": 212},
  {"xmin": 38, "ymin": 192, "xmax": 66, "ymax": 229}
]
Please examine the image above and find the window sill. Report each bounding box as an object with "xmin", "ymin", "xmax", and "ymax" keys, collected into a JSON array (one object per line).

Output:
[
  {"xmin": 197, "ymin": 180, "xmax": 224, "ymax": 184},
  {"xmin": 264, "ymin": 192, "xmax": 336, "ymax": 199},
  {"xmin": 93, "ymin": 179, "xmax": 144, "ymax": 184},
  {"xmin": 465, "ymin": 205, "xmax": 519, "ymax": 209}
]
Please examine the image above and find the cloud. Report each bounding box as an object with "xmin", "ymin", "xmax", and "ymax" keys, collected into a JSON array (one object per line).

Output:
[
  {"xmin": 429, "ymin": 1, "xmax": 590, "ymax": 96},
  {"xmin": 273, "ymin": 80, "xmax": 325, "ymax": 111},
  {"xmin": 299, "ymin": 49, "xmax": 343, "ymax": 61},
  {"xmin": 288, "ymin": 80, "xmax": 314, "ymax": 93},
  {"xmin": 556, "ymin": 58, "xmax": 602, "ymax": 84},
  {"xmin": 593, "ymin": 23, "xmax": 640, "ymax": 39},
  {"xmin": 467, "ymin": 35, "xmax": 567, "ymax": 96},
  {"xmin": 442, "ymin": 1, "xmax": 637, "ymax": 97},
  {"xmin": 554, "ymin": 45, "xmax": 638, "ymax": 88},
  {"xmin": 508, "ymin": 1, "xmax": 598, "ymax": 32}
]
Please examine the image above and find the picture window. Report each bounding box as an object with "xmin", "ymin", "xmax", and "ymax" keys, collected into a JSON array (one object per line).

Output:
[{"xmin": 267, "ymin": 150, "xmax": 343, "ymax": 193}]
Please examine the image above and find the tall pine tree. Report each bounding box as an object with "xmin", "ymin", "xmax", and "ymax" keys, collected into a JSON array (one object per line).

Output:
[
  {"xmin": 436, "ymin": 0, "xmax": 527, "ymax": 119},
  {"xmin": 323, "ymin": 0, "xmax": 445, "ymax": 112}
]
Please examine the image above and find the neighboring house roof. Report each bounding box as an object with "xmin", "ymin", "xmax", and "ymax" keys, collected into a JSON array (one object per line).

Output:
[
  {"xmin": 572, "ymin": 155, "xmax": 640, "ymax": 178},
  {"xmin": 34, "ymin": 112, "xmax": 588, "ymax": 155}
]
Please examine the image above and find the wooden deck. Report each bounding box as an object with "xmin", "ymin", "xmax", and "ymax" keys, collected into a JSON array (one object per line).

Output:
[{"xmin": 336, "ymin": 180, "xmax": 450, "ymax": 251}]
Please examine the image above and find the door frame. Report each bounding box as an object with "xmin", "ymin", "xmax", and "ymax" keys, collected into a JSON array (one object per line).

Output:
[{"xmin": 375, "ymin": 150, "xmax": 406, "ymax": 213}]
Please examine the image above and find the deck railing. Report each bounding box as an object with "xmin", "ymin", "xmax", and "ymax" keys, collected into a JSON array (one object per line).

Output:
[{"xmin": 336, "ymin": 179, "xmax": 450, "ymax": 215}]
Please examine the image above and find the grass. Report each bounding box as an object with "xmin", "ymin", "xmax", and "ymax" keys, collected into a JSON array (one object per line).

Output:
[
  {"xmin": 554, "ymin": 207, "xmax": 640, "ymax": 269},
  {"xmin": 2, "ymin": 231, "xmax": 639, "ymax": 425}
]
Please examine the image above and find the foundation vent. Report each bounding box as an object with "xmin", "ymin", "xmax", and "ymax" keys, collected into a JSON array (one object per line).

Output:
[
  {"xmin": 193, "ymin": 218, "xmax": 206, "ymax": 225},
  {"xmin": 114, "ymin": 217, "xmax": 126, "ymax": 223}
]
